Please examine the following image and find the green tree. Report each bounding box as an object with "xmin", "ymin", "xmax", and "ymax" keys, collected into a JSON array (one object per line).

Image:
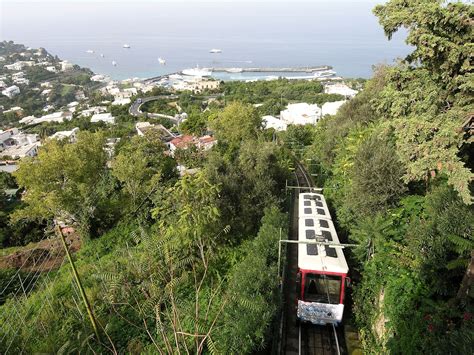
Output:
[
  {"xmin": 112, "ymin": 131, "xmax": 177, "ymax": 211},
  {"xmin": 12, "ymin": 131, "xmax": 111, "ymax": 237},
  {"xmin": 210, "ymin": 102, "xmax": 262, "ymax": 154}
]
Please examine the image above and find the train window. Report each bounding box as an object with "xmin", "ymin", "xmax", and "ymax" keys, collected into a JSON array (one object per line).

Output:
[
  {"xmin": 325, "ymin": 246, "xmax": 337, "ymax": 258},
  {"xmin": 319, "ymin": 220, "xmax": 329, "ymax": 228},
  {"xmin": 305, "ymin": 219, "xmax": 314, "ymax": 227},
  {"xmin": 304, "ymin": 208, "xmax": 312, "ymax": 214},
  {"xmin": 304, "ymin": 195, "xmax": 311, "ymax": 200},
  {"xmin": 304, "ymin": 274, "xmax": 341, "ymax": 304},
  {"xmin": 316, "ymin": 208, "xmax": 325, "ymax": 215},
  {"xmin": 322, "ymin": 230, "xmax": 332, "ymax": 241},
  {"xmin": 306, "ymin": 230, "xmax": 316, "ymax": 239},
  {"xmin": 307, "ymin": 244, "xmax": 318, "ymax": 255},
  {"xmin": 316, "ymin": 201, "xmax": 323, "ymax": 207},
  {"xmin": 304, "ymin": 201, "xmax": 311, "ymax": 206}
]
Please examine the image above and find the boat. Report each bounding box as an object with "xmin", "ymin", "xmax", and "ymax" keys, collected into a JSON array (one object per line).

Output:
[
  {"xmin": 123, "ymin": 44, "xmax": 130, "ymax": 49},
  {"xmin": 158, "ymin": 57, "xmax": 166, "ymax": 65},
  {"xmin": 100, "ymin": 53, "xmax": 105, "ymax": 58},
  {"xmin": 226, "ymin": 68, "xmax": 243, "ymax": 73},
  {"xmin": 86, "ymin": 49, "xmax": 94, "ymax": 54},
  {"xmin": 182, "ymin": 65, "xmax": 212, "ymax": 77},
  {"xmin": 314, "ymin": 70, "xmax": 336, "ymax": 78},
  {"xmin": 209, "ymin": 48, "xmax": 222, "ymax": 54},
  {"xmin": 112, "ymin": 61, "xmax": 117, "ymax": 66}
]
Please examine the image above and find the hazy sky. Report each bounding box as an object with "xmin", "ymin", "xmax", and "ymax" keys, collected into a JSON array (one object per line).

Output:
[{"xmin": 2, "ymin": 0, "xmax": 385, "ymax": 2}]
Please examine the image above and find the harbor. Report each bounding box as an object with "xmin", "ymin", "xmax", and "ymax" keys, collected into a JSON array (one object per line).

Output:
[
  {"xmin": 209, "ymin": 65, "xmax": 332, "ymax": 73},
  {"xmin": 145, "ymin": 65, "xmax": 336, "ymax": 84}
]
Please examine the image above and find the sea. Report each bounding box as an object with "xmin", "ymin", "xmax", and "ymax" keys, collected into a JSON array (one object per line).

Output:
[{"xmin": 0, "ymin": 1, "xmax": 410, "ymax": 81}]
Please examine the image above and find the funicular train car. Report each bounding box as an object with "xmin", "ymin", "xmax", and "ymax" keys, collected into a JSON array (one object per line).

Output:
[{"xmin": 296, "ymin": 192, "xmax": 349, "ymax": 325}]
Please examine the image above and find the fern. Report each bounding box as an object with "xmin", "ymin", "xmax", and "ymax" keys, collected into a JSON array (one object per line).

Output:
[
  {"xmin": 207, "ymin": 337, "xmax": 219, "ymax": 355},
  {"xmin": 447, "ymin": 234, "xmax": 474, "ymax": 254}
]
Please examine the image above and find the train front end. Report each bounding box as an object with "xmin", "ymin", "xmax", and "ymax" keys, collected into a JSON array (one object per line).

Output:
[
  {"xmin": 297, "ymin": 192, "xmax": 350, "ymax": 325},
  {"xmin": 296, "ymin": 270, "xmax": 348, "ymax": 325}
]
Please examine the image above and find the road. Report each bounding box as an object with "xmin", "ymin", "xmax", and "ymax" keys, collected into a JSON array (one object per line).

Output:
[
  {"xmin": 129, "ymin": 94, "xmax": 222, "ymax": 124},
  {"xmin": 128, "ymin": 95, "xmax": 179, "ymax": 117}
]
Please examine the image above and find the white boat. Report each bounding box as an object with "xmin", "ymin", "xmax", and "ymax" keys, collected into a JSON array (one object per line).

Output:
[
  {"xmin": 226, "ymin": 68, "xmax": 243, "ymax": 73},
  {"xmin": 209, "ymin": 48, "xmax": 222, "ymax": 54},
  {"xmin": 86, "ymin": 49, "xmax": 94, "ymax": 54},
  {"xmin": 314, "ymin": 70, "xmax": 336, "ymax": 78},
  {"xmin": 123, "ymin": 44, "xmax": 130, "ymax": 49},
  {"xmin": 182, "ymin": 66, "xmax": 212, "ymax": 77},
  {"xmin": 158, "ymin": 57, "xmax": 166, "ymax": 65},
  {"xmin": 100, "ymin": 53, "xmax": 105, "ymax": 58},
  {"xmin": 112, "ymin": 61, "xmax": 117, "ymax": 66}
]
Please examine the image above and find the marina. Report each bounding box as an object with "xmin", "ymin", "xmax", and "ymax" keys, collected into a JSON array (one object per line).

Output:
[{"xmin": 210, "ymin": 65, "xmax": 332, "ymax": 73}]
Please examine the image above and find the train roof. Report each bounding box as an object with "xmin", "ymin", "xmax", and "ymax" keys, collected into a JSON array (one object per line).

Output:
[
  {"xmin": 298, "ymin": 193, "xmax": 332, "ymax": 220},
  {"xmin": 297, "ymin": 193, "xmax": 349, "ymax": 274}
]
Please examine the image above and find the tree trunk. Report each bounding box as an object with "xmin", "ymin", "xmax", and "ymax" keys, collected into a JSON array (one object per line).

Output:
[{"xmin": 457, "ymin": 250, "xmax": 474, "ymax": 300}]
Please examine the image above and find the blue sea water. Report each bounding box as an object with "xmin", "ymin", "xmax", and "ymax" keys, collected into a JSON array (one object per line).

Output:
[{"xmin": 0, "ymin": 1, "xmax": 410, "ymax": 80}]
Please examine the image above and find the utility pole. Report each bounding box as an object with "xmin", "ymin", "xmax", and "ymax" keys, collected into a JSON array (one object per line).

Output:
[{"xmin": 56, "ymin": 225, "xmax": 101, "ymax": 341}]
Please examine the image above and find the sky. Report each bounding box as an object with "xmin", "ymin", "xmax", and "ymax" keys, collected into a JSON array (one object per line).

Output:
[{"xmin": 1, "ymin": 0, "xmax": 385, "ymax": 2}]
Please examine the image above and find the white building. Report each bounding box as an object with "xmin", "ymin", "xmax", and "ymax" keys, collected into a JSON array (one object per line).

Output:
[
  {"xmin": 60, "ymin": 61, "xmax": 74, "ymax": 72},
  {"xmin": 280, "ymin": 103, "xmax": 322, "ymax": 125},
  {"xmin": 112, "ymin": 98, "xmax": 131, "ymax": 106},
  {"xmin": 46, "ymin": 66, "xmax": 58, "ymax": 73},
  {"xmin": 67, "ymin": 101, "xmax": 80, "ymax": 113},
  {"xmin": 11, "ymin": 72, "xmax": 25, "ymax": 80},
  {"xmin": 0, "ymin": 128, "xmax": 40, "ymax": 159},
  {"xmin": 321, "ymin": 100, "xmax": 346, "ymax": 116},
  {"xmin": 13, "ymin": 78, "xmax": 29, "ymax": 86},
  {"xmin": 0, "ymin": 81, "xmax": 8, "ymax": 89},
  {"xmin": 91, "ymin": 113, "xmax": 115, "ymax": 124},
  {"xmin": 19, "ymin": 115, "xmax": 36, "ymax": 125},
  {"xmin": 0, "ymin": 143, "xmax": 39, "ymax": 159},
  {"xmin": 80, "ymin": 106, "xmax": 107, "ymax": 117},
  {"xmin": 135, "ymin": 122, "xmax": 153, "ymax": 136},
  {"xmin": 2, "ymin": 85, "xmax": 20, "ymax": 98},
  {"xmin": 2, "ymin": 106, "xmax": 23, "ymax": 115},
  {"xmin": 262, "ymin": 115, "xmax": 288, "ymax": 131},
  {"xmin": 22, "ymin": 111, "xmax": 73, "ymax": 125},
  {"xmin": 324, "ymin": 83, "xmax": 358, "ymax": 98},
  {"xmin": 4, "ymin": 61, "xmax": 34, "ymax": 71},
  {"xmin": 50, "ymin": 127, "xmax": 80, "ymax": 142},
  {"xmin": 91, "ymin": 74, "xmax": 109, "ymax": 82}
]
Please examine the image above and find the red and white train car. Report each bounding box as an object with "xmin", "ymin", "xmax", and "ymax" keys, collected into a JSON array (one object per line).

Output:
[{"xmin": 296, "ymin": 192, "xmax": 349, "ymax": 325}]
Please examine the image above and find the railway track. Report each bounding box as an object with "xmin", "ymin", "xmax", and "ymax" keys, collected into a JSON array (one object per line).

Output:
[{"xmin": 280, "ymin": 161, "xmax": 343, "ymax": 355}]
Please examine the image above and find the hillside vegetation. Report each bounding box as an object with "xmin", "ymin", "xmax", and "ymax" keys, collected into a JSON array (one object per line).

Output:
[{"xmin": 306, "ymin": 0, "xmax": 473, "ymax": 353}]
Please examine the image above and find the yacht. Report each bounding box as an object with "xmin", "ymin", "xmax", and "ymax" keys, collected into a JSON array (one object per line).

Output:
[
  {"xmin": 226, "ymin": 68, "xmax": 243, "ymax": 73},
  {"xmin": 158, "ymin": 57, "xmax": 166, "ymax": 65},
  {"xmin": 182, "ymin": 66, "xmax": 212, "ymax": 77},
  {"xmin": 314, "ymin": 70, "xmax": 336, "ymax": 78},
  {"xmin": 86, "ymin": 49, "xmax": 94, "ymax": 54},
  {"xmin": 123, "ymin": 44, "xmax": 131, "ymax": 49},
  {"xmin": 100, "ymin": 53, "xmax": 105, "ymax": 58},
  {"xmin": 112, "ymin": 61, "xmax": 117, "ymax": 66},
  {"xmin": 209, "ymin": 48, "xmax": 222, "ymax": 54}
]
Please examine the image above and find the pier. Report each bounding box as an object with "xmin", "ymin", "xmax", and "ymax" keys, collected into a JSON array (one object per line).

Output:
[
  {"xmin": 144, "ymin": 65, "xmax": 334, "ymax": 83},
  {"xmin": 210, "ymin": 65, "xmax": 332, "ymax": 73}
]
